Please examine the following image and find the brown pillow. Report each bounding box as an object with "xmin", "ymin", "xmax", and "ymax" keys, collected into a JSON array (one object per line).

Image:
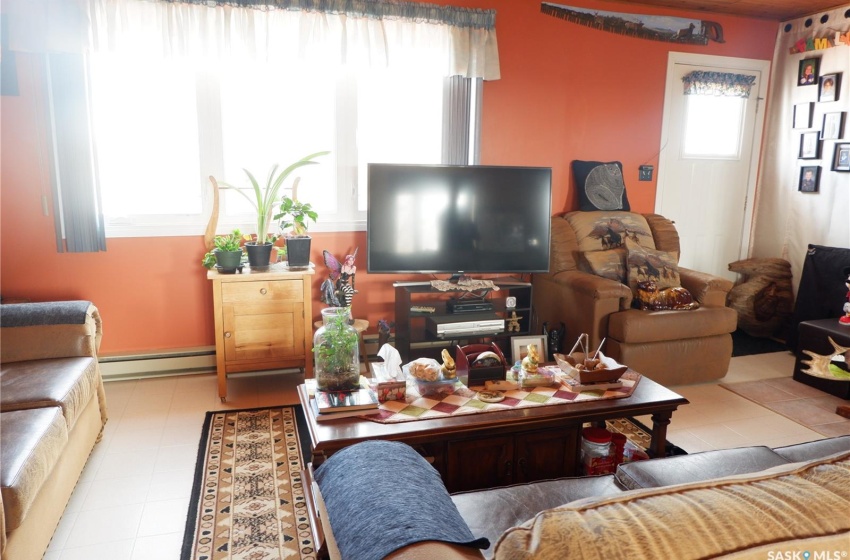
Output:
[
  {"xmin": 583, "ymin": 249, "xmax": 627, "ymax": 283},
  {"xmin": 625, "ymin": 238, "xmax": 680, "ymax": 293},
  {"xmin": 566, "ymin": 211, "xmax": 655, "ymax": 253}
]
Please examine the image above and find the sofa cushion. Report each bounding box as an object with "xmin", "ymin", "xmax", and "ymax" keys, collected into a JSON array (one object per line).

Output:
[
  {"xmin": 494, "ymin": 451, "xmax": 850, "ymax": 560},
  {"xmin": 0, "ymin": 408, "xmax": 69, "ymax": 531},
  {"xmin": 773, "ymin": 435, "xmax": 850, "ymax": 463},
  {"xmin": 614, "ymin": 446, "xmax": 789, "ymax": 490},
  {"xmin": 571, "ymin": 161, "xmax": 630, "ymax": 211},
  {"xmin": 451, "ymin": 475, "xmax": 622, "ymax": 558},
  {"xmin": 0, "ymin": 357, "xmax": 99, "ymax": 431},
  {"xmin": 566, "ymin": 211, "xmax": 654, "ymax": 253},
  {"xmin": 608, "ymin": 306, "xmax": 738, "ymax": 344}
]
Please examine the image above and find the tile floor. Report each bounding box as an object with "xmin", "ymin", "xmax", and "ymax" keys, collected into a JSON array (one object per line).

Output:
[{"xmin": 44, "ymin": 351, "xmax": 846, "ymax": 559}]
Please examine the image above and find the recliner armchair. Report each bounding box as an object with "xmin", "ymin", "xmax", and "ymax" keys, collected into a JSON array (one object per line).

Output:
[{"xmin": 533, "ymin": 211, "xmax": 737, "ymax": 386}]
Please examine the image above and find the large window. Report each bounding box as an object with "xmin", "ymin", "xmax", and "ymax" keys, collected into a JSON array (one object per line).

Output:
[{"xmin": 90, "ymin": 54, "xmax": 454, "ymax": 237}]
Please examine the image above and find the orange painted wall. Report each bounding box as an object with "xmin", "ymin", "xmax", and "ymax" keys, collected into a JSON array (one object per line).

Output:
[{"xmin": 0, "ymin": 1, "xmax": 777, "ymax": 355}]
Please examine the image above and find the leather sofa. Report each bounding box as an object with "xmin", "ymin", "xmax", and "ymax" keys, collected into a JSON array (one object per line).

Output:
[
  {"xmin": 310, "ymin": 436, "xmax": 850, "ymax": 560},
  {"xmin": 533, "ymin": 211, "xmax": 738, "ymax": 386},
  {"xmin": 0, "ymin": 301, "xmax": 108, "ymax": 560}
]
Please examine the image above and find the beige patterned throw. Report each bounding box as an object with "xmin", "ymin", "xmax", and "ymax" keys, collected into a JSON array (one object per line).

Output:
[{"xmin": 182, "ymin": 407, "xmax": 315, "ymax": 560}]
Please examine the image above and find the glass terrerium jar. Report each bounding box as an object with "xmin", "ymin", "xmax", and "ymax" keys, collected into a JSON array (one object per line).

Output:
[{"xmin": 314, "ymin": 307, "xmax": 360, "ymax": 391}]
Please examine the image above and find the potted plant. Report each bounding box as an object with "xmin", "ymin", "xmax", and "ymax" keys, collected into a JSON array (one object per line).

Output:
[
  {"xmin": 275, "ymin": 195, "xmax": 318, "ymax": 267},
  {"xmin": 313, "ymin": 307, "xmax": 360, "ymax": 391},
  {"xmin": 219, "ymin": 151, "xmax": 328, "ymax": 269},
  {"xmin": 202, "ymin": 228, "xmax": 244, "ymax": 272}
]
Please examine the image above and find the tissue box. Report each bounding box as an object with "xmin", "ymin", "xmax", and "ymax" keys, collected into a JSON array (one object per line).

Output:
[{"xmin": 370, "ymin": 362, "xmax": 407, "ymax": 402}]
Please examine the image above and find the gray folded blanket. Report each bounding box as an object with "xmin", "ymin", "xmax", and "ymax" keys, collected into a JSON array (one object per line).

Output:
[
  {"xmin": 0, "ymin": 301, "xmax": 92, "ymax": 327},
  {"xmin": 314, "ymin": 440, "xmax": 490, "ymax": 560}
]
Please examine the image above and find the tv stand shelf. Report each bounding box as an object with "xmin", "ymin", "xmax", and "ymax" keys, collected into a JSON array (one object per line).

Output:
[{"xmin": 394, "ymin": 279, "xmax": 533, "ymax": 363}]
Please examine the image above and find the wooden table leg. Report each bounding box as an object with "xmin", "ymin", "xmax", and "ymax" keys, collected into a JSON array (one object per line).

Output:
[
  {"xmin": 649, "ymin": 411, "xmax": 673, "ymax": 458},
  {"xmin": 837, "ymin": 404, "xmax": 850, "ymax": 419}
]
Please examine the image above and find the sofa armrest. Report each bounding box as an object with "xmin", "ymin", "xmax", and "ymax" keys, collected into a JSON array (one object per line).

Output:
[
  {"xmin": 678, "ymin": 267, "xmax": 734, "ymax": 307},
  {"xmin": 0, "ymin": 302, "xmax": 102, "ymax": 363}
]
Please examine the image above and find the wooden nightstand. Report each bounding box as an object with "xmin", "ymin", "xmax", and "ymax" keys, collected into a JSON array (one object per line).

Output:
[{"xmin": 208, "ymin": 263, "xmax": 315, "ymax": 401}]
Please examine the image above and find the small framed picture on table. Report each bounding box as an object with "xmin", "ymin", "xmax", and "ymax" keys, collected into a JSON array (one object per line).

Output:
[
  {"xmin": 798, "ymin": 166, "xmax": 820, "ymax": 193},
  {"xmin": 833, "ymin": 143, "xmax": 850, "ymax": 172},
  {"xmin": 511, "ymin": 335, "xmax": 547, "ymax": 364},
  {"xmin": 799, "ymin": 131, "xmax": 821, "ymax": 159}
]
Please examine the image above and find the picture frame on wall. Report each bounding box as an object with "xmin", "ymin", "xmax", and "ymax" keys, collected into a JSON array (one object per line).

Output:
[
  {"xmin": 799, "ymin": 131, "xmax": 821, "ymax": 159},
  {"xmin": 793, "ymin": 102, "xmax": 814, "ymax": 129},
  {"xmin": 798, "ymin": 166, "xmax": 820, "ymax": 192},
  {"xmin": 833, "ymin": 143, "xmax": 850, "ymax": 172},
  {"xmin": 821, "ymin": 112, "xmax": 845, "ymax": 140},
  {"xmin": 818, "ymin": 73, "xmax": 841, "ymax": 102},
  {"xmin": 798, "ymin": 57, "xmax": 820, "ymax": 86},
  {"xmin": 511, "ymin": 335, "xmax": 547, "ymax": 364}
]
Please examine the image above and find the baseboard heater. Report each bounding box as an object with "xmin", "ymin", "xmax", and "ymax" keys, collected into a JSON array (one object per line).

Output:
[{"xmin": 98, "ymin": 347, "xmax": 217, "ymax": 381}]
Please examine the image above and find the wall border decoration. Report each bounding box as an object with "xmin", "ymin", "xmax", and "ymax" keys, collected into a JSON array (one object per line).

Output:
[{"xmin": 540, "ymin": 3, "xmax": 724, "ymax": 45}]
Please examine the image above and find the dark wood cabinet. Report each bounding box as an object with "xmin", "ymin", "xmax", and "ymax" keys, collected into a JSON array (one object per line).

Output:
[
  {"xmin": 394, "ymin": 279, "xmax": 533, "ymax": 363},
  {"xmin": 443, "ymin": 428, "xmax": 578, "ymax": 492}
]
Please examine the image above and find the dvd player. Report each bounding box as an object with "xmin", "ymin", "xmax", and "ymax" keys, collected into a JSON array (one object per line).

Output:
[
  {"xmin": 447, "ymin": 299, "xmax": 494, "ymax": 313},
  {"xmin": 426, "ymin": 313, "xmax": 505, "ymax": 337}
]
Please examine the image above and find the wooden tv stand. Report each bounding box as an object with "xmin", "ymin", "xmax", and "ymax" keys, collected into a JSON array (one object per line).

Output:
[{"xmin": 297, "ymin": 376, "xmax": 687, "ymax": 493}]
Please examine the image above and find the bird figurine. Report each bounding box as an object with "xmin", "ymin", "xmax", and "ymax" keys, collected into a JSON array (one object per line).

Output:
[{"xmin": 322, "ymin": 248, "xmax": 358, "ymax": 307}]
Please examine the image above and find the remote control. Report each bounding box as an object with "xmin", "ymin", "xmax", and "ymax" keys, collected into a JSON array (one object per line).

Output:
[{"xmin": 410, "ymin": 306, "xmax": 436, "ymax": 313}]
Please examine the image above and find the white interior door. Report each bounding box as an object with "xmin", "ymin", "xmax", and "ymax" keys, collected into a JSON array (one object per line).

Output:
[{"xmin": 656, "ymin": 53, "xmax": 770, "ymax": 281}]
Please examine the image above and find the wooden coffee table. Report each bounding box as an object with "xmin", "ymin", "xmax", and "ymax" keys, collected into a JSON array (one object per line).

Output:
[{"xmin": 298, "ymin": 374, "xmax": 687, "ymax": 493}]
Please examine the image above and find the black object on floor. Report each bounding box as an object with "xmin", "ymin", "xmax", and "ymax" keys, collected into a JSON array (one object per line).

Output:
[{"xmin": 731, "ymin": 329, "xmax": 788, "ymax": 357}]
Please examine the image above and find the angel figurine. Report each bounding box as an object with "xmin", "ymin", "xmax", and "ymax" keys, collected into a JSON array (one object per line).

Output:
[{"xmin": 321, "ymin": 248, "xmax": 358, "ymax": 307}]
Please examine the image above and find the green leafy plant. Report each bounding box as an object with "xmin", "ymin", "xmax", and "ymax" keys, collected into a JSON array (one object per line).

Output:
[
  {"xmin": 218, "ymin": 151, "xmax": 329, "ymax": 244},
  {"xmin": 202, "ymin": 228, "xmax": 243, "ymax": 269},
  {"xmin": 314, "ymin": 307, "xmax": 359, "ymax": 374},
  {"xmin": 275, "ymin": 197, "xmax": 318, "ymax": 237}
]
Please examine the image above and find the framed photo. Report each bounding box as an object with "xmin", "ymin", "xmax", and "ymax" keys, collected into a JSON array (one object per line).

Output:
[
  {"xmin": 798, "ymin": 166, "xmax": 820, "ymax": 192},
  {"xmin": 821, "ymin": 112, "xmax": 845, "ymax": 140},
  {"xmin": 798, "ymin": 57, "xmax": 819, "ymax": 86},
  {"xmin": 818, "ymin": 73, "xmax": 841, "ymax": 102},
  {"xmin": 793, "ymin": 102, "xmax": 814, "ymax": 129},
  {"xmin": 833, "ymin": 143, "xmax": 850, "ymax": 172},
  {"xmin": 799, "ymin": 131, "xmax": 821, "ymax": 159},
  {"xmin": 511, "ymin": 335, "xmax": 547, "ymax": 364}
]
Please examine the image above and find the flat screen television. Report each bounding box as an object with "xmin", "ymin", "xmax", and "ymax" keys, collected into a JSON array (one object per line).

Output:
[{"xmin": 367, "ymin": 164, "xmax": 552, "ymax": 275}]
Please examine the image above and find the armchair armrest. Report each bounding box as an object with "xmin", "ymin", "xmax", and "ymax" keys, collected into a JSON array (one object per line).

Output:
[
  {"xmin": 0, "ymin": 301, "xmax": 102, "ymax": 363},
  {"xmin": 679, "ymin": 268, "xmax": 734, "ymax": 307},
  {"xmin": 534, "ymin": 271, "xmax": 633, "ymax": 350}
]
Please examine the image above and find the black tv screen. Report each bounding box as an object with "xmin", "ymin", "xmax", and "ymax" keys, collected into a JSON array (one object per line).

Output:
[{"xmin": 367, "ymin": 164, "xmax": 552, "ymax": 274}]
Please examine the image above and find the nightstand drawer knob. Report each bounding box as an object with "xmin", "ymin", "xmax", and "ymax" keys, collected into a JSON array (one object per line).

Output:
[
  {"xmin": 224, "ymin": 332, "xmax": 232, "ymax": 339},
  {"xmin": 260, "ymin": 288, "xmax": 268, "ymax": 295}
]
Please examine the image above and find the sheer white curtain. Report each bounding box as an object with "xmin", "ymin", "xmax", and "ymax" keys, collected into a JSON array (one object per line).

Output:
[
  {"xmin": 10, "ymin": 0, "xmax": 500, "ymax": 80},
  {"xmin": 751, "ymin": 6, "xmax": 850, "ymax": 293}
]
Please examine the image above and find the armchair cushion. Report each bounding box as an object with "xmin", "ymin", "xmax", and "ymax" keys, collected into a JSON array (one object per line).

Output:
[
  {"xmin": 582, "ymin": 249, "xmax": 626, "ymax": 283},
  {"xmin": 624, "ymin": 239, "xmax": 681, "ymax": 292},
  {"xmin": 571, "ymin": 161, "xmax": 630, "ymax": 211},
  {"xmin": 608, "ymin": 307, "xmax": 738, "ymax": 344},
  {"xmin": 566, "ymin": 212, "xmax": 654, "ymax": 253}
]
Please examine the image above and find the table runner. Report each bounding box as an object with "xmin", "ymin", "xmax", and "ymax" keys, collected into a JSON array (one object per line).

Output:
[{"xmin": 361, "ymin": 367, "xmax": 641, "ymax": 424}]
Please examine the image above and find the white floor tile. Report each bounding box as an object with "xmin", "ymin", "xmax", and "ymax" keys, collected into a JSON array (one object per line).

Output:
[{"xmin": 43, "ymin": 350, "xmax": 825, "ymax": 557}]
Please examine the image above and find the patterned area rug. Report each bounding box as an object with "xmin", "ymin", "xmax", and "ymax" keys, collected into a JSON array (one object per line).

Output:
[
  {"xmin": 605, "ymin": 417, "xmax": 688, "ymax": 457},
  {"xmin": 181, "ymin": 406, "xmax": 315, "ymax": 560}
]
